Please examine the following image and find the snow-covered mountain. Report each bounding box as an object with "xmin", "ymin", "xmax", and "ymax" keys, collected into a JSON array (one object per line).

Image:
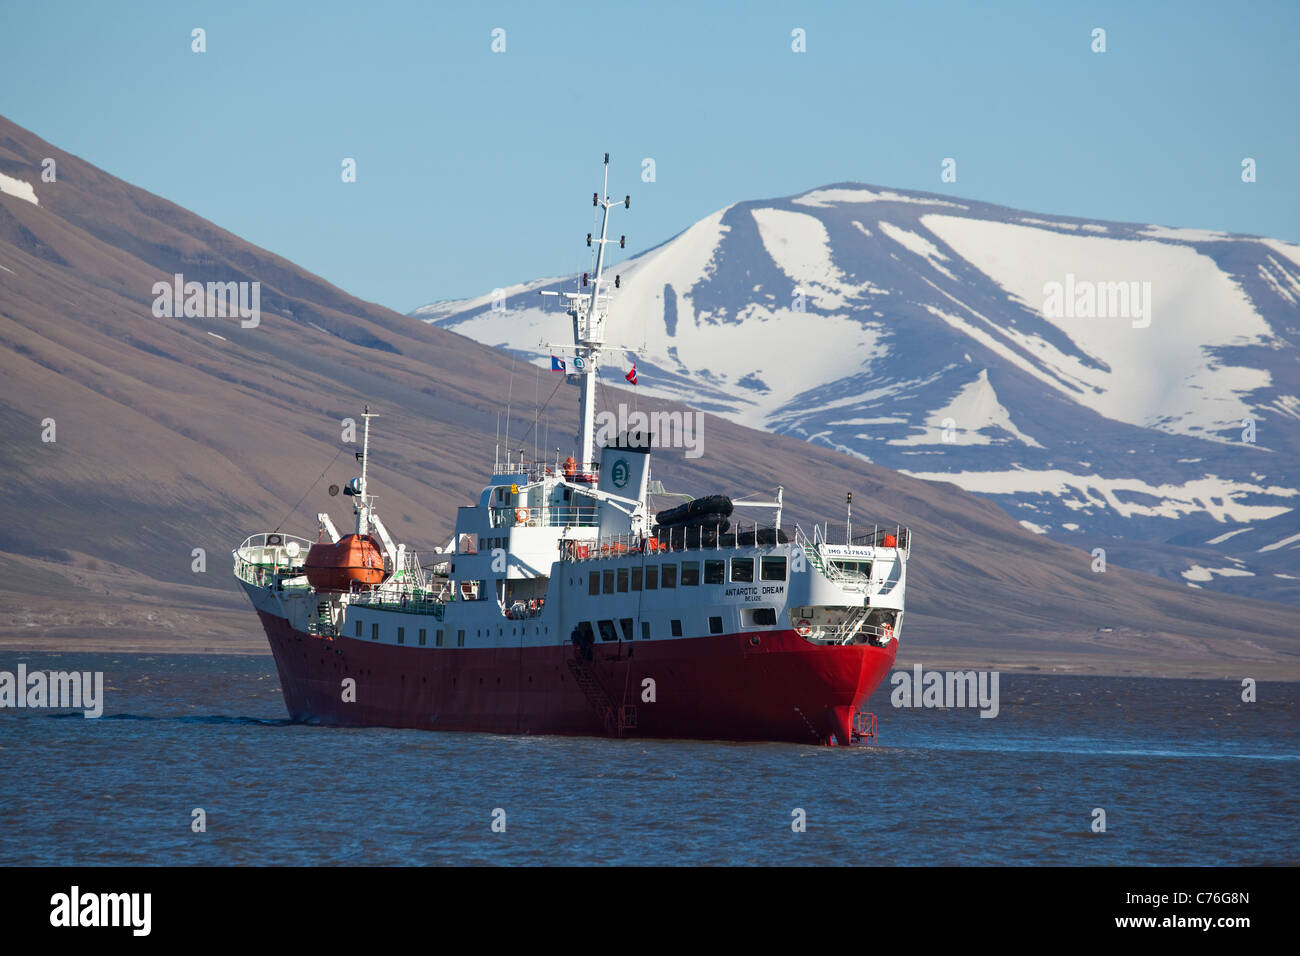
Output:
[{"xmin": 412, "ymin": 183, "xmax": 1300, "ymax": 603}]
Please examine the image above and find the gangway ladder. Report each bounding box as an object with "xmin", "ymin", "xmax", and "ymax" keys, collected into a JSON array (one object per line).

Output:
[
  {"xmin": 851, "ymin": 710, "xmax": 877, "ymax": 745},
  {"xmin": 309, "ymin": 600, "xmax": 338, "ymax": 639},
  {"xmin": 566, "ymin": 648, "xmax": 635, "ymax": 736}
]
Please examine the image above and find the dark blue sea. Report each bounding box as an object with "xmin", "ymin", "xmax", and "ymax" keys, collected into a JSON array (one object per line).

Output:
[{"xmin": 0, "ymin": 652, "xmax": 1295, "ymax": 866}]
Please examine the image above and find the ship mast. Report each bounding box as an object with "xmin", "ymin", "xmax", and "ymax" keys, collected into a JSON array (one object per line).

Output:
[
  {"xmin": 579, "ymin": 156, "xmax": 619, "ymax": 471},
  {"xmin": 357, "ymin": 405, "xmax": 376, "ymax": 536},
  {"xmin": 541, "ymin": 153, "xmax": 631, "ymax": 474}
]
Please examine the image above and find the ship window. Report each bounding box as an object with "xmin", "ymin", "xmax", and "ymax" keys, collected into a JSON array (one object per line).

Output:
[
  {"xmin": 397, "ymin": 627, "xmax": 405, "ymax": 645},
  {"xmin": 436, "ymin": 629, "xmax": 444, "ymax": 647},
  {"xmin": 704, "ymin": 560, "xmax": 724, "ymax": 585},
  {"xmin": 760, "ymin": 556, "xmax": 787, "ymax": 581},
  {"xmin": 661, "ymin": 565, "xmax": 677, "ymax": 588},
  {"xmin": 603, "ymin": 570, "xmax": 615, "ymax": 594},
  {"xmin": 680, "ymin": 561, "xmax": 700, "ymax": 587},
  {"xmin": 670, "ymin": 619, "xmax": 683, "ymax": 637},
  {"xmin": 617, "ymin": 568, "xmax": 629, "ymax": 592},
  {"xmin": 589, "ymin": 572, "xmax": 600, "ymax": 595},
  {"xmin": 457, "ymin": 629, "xmax": 465, "ymax": 647},
  {"xmin": 709, "ymin": 615, "xmax": 723, "ymax": 635},
  {"xmin": 355, "ymin": 620, "xmax": 363, "ymax": 637},
  {"xmin": 645, "ymin": 567, "xmax": 658, "ymax": 590},
  {"xmin": 631, "ymin": 568, "xmax": 643, "ymax": 591},
  {"xmin": 730, "ymin": 557, "xmax": 753, "ymax": 583},
  {"xmin": 619, "ymin": 618, "xmax": 635, "ymax": 640},
  {"xmin": 598, "ymin": 620, "xmax": 619, "ymax": 642},
  {"xmin": 372, "ymin": 623, "xmax": 380, "ymax": 641},
  {"xmin": 641, "ymin": 621, "xmax": 650, "ymax": 640}
]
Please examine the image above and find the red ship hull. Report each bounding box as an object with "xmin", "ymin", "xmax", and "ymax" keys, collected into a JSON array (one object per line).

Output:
[{"xmin": 257, "ymin": 610, "xmax": 896, "ymax": 745}]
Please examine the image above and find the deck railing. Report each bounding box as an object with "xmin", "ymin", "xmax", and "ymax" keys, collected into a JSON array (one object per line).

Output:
[
  {"xmin": 491, "ymin": 506, "xmax": 599, "ymax": 529},
  {"xmin": 232, "ymin": 532, "xmax": 313, "ymax": 587},
  {"xmin": 349, "ymin": 590, "xmax": 447, "ymax": 619},
  {"xmin": 559, "ymin": 525, "xmax": 790, "ymax": 562}
]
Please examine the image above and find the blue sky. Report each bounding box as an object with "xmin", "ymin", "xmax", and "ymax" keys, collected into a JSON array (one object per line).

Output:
[{"xmin": 2, "ymin": 0, "xmax": 1296, "ymax": 312}]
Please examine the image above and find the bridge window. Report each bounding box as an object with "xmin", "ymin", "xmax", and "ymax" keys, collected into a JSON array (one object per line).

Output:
[
  {"xmin": 589, "ymin": 572, "xmax": 600, "ymax": 595},
  {"xmin": 704, "ymin": 560, "xmax": 724, "ymax": 585},
  {"xmin": 760, "ymin": 556, "xmax": 787, "ymax": 581},
  {"xmin": 645, "ymin": 567, "xmax": 658, "ymax": 590},
  {"xmin": 598, "ymin": 620, "xmax": 619, "ymax": 642},
  {"xmin": 619, "ymin": 618, "xmax": 635, "ymax": 641},
  {"xmin": 631, "ymin": 567, "xmax": 643, "ymax": 590},
  {"xmin": 661, "ymin": 564, "xmax": 677, "ymax": 588},
  {"xmin": 730, "ymin": 557, "xmax": 753, "ymax": 583},
  {"xmin": 709, "ymin": 615, "xmax": 724, "ymax": 635},
  {"xmin": 680, "ymin": 561, "xmax": 700, "ymax": 586},
  {"xmin": 617, "ymin": 568, "xmax": 629, "ymax": 592}
]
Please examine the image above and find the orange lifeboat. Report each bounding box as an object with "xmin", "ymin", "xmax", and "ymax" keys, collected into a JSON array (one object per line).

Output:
[{"xmin": 304, "ymin": 534, "xmax": 386, "ymax": 591}]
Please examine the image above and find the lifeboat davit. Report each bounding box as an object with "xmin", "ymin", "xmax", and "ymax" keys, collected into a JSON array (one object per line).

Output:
[{"xmin": 303, "ymin": 534, "xmax": 386, "ymax": 591}]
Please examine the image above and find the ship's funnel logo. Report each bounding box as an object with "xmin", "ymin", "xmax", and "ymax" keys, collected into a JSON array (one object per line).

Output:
[{"xmin": 611, "ymin": 458, "xmax": 630, "ymax": 488}]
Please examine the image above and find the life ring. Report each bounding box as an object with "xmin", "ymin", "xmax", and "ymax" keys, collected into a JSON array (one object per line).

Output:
[
  {"xmin": 796, "ymin": 619, "xmax": 812, "ymax": 637},
  {"xmin": 515, "ymin": 508, "xmax": 530, "ymax": 523}
]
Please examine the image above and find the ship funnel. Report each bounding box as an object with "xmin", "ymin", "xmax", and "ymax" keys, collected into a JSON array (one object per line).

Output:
[{"xmin": 596, "ymin": 433, "xmax": 651, "ymax": 536}]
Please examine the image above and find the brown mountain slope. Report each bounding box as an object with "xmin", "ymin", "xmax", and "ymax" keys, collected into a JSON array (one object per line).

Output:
[{"xmin": 1, "ymin": 114, "xmax": 1297, "ymax": 676}]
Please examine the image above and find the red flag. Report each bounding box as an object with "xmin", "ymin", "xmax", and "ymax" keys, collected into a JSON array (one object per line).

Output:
[{"xmin": 625, "ymin": 362, "xmax": 637, "ymax": 385}]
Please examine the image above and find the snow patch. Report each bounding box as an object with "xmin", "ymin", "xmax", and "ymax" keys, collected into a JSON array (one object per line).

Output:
[
  {"xmin": 890, "ymin": 369, "xmax": 1043, "ymax": 448},
  {"xmin": 1258, "ymin": 533, "xmax": 1300, "ymax": 554},
  {"xmin": 877, "ymin": 222, "xmax": 958, "ymax": 280},
  {"xmin": 897, "ymin": 468, "xmax": 1297, "ymax": 523},
  {"xmin": 829, "ymin": 416, "xmax": 908, "ymax": 426},
  {"xmin": 0, "ymin": 172, "xmax": 39, "ymax": 206},
  {"xmin": 920, "ymin": 215, "xmax": 1275, "ymax": 439},
  {"xmin": 793, "ymin": 187, "xmax": 968, "ymax": 209},
  {"xmin": 751, "ymin": 207, "xmax": 887, "ymax": 307},
  {"xmin": 1183, "ymin": 564, "xmax": 1254, "ymax": 582},
  {"xmin": 1206, "ymin": 527, "xmax": 1252, "ymax": 545},
  {"xmin": 1140, "ymin": 225, "xmax": 1231, "ymax": 242}
]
